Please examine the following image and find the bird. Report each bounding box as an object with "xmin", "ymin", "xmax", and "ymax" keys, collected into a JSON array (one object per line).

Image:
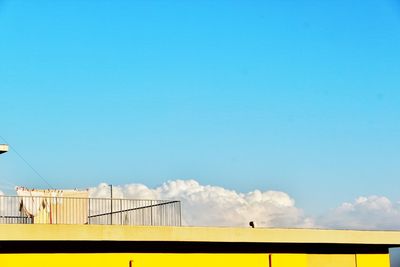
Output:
[{"xmin": 249, "ymin": 221, "xmax": 255, "ymax": 228}]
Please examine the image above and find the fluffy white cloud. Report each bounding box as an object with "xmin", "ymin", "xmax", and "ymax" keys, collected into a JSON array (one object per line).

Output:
[
  {"xmin": 2, "ymin": 180, "xmax": 399, "ymax": 230},
  {"xmin": 319, "ymin": 196, "xmax": 400, "ymax": 230},
  {"xmin": 89, "ymin": 180, "xmax": 314, "ymax": 227},
  {"xmin": 89, "ymin": 180, "xmax": 400, "ymax": 230}
]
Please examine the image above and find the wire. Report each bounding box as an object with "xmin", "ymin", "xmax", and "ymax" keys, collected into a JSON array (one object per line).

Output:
[{"xmin": 0, "ymin": 135, "xmax": 54, "ymax": 189}]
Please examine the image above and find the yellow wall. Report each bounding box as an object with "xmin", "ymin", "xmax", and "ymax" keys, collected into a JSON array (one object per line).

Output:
[
  {"xmin": 308, "ymin": 254, "xmax": 356, "ymax": 267},
  {"xmin": 0, "ymin": 253, "xmax": 391, "ymax": 267},
  {"xmin": 357, "ymin": 254, "xmax": 391, "ymax": 267},
  {"xmin": 0, "ymin": 225, "xmax": 395, "ymax": 266},
  {"xmin": 0, "ymin": 253, "xmax": 269, "ymax": 267},
  {"xmin": 270, "ymin": 253, "xmax": 308, "ymax": 267},
  {"xmin": 270, "ymin": 254, "xmax": 390, "ymax": 267}
]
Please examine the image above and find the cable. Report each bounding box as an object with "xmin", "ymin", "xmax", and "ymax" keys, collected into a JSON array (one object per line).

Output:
[{"xmin": 0, "ymin": 135, "xmax": 54, "ymax": 189}]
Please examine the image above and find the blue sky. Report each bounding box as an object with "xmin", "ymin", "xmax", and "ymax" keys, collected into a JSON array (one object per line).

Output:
[{"xmin": 1, "ymin": 0, "xmax": 400, "ymax": 216}]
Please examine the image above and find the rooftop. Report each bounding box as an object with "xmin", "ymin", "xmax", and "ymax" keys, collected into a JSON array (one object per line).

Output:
[{"xmin": 1, "ymin": 224, "xmax": 400, "ymax": 247}]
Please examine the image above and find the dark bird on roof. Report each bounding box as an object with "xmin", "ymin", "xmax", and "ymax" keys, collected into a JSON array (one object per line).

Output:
[{"xmin": 249, "ymin": 221, "xmax": 255, "ymax": 228}]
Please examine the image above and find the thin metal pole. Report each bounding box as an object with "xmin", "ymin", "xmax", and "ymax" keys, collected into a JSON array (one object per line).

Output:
[
  {"xmin": 151, "ymin": 200, "xmax": 153, "ymax": 226},
  {"xmin": 110, "ymin": 184, "xmax": 113, "ymax": 225},
  {"xmin": 120, "ymin": 199, "xmax": 122, "ymax": 225},
  {"xmin": 88, "ymin": 198, "xmax": 91, "ymax": 224}
]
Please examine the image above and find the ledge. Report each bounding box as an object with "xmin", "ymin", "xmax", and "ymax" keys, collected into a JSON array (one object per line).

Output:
[{"xmin": 0, "ymin": 225, "xmax": 400, "ymax": 246}]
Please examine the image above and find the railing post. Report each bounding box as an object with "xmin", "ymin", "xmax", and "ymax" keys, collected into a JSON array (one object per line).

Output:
[
  {"xmin": 151, "ymin": 201, "xmax": 153, "ymax": 226},
  {"xmin": 120, "ymin": 199, "xmax": 122, "ymax": 225},
  {"xmin": 88, "ymin": 198, "xmax": 91, "ymax": 224},
  {"xmin": 110, "ymin": 184, "xmax": 113, "ymax": 225},
  {"xmin": 178, "ymin": 201, "xmax": 182, "ymax": 226}
]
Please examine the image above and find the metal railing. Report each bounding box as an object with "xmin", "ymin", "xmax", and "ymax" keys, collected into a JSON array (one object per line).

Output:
[{"xmin": 0, "ymin": 195, "xmax": 181, "ymax": 226}]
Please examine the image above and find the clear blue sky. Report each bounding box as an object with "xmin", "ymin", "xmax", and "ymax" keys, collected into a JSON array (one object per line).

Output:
[{"xmin": 1, "ymin": 0, "xmax": 400, "ymax": 215}]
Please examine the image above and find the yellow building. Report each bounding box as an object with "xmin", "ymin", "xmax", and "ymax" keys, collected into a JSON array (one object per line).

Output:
[
  {"xmin": 0, "ymin": 188, "xmax": 398, "ymax": 266},
  {"xmin": 0, "ymin": 224, "xmax": 399, "ymax": 267}
]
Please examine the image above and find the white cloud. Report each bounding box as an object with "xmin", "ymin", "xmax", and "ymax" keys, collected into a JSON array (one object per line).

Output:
[
  {"xmin": 1, "ymin": 180, "xmax": 398, "ymax": 230},
  {"xmin": 88, "ymin": 180, "xmax": 314, "ymax": 227},
  {"xmin": 89, "ymin": 180, "xmax": 400, "ymax": 230},
  {"xmin": 319, "ymin": 195, "xmax": 400, "ymax": 230}
]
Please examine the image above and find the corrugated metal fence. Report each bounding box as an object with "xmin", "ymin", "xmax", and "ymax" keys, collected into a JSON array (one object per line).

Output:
[{"xmin": 0, "ymin": 195, "xmax": 181, "ymax": 226}]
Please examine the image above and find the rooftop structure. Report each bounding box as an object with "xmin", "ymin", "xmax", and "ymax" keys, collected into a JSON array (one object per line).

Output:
[
  {"xmin": 0, "ymin": 190, "xmax": 181, "ymax": 226},
  {"xmin": 0, "ymin": 191, "xmax": 398, "ymax": 267}
]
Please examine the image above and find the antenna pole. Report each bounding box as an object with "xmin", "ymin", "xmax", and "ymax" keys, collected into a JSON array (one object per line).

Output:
[{"xmin": 110, "ymin": 184, "xmax": 113, "ymax": 225}]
